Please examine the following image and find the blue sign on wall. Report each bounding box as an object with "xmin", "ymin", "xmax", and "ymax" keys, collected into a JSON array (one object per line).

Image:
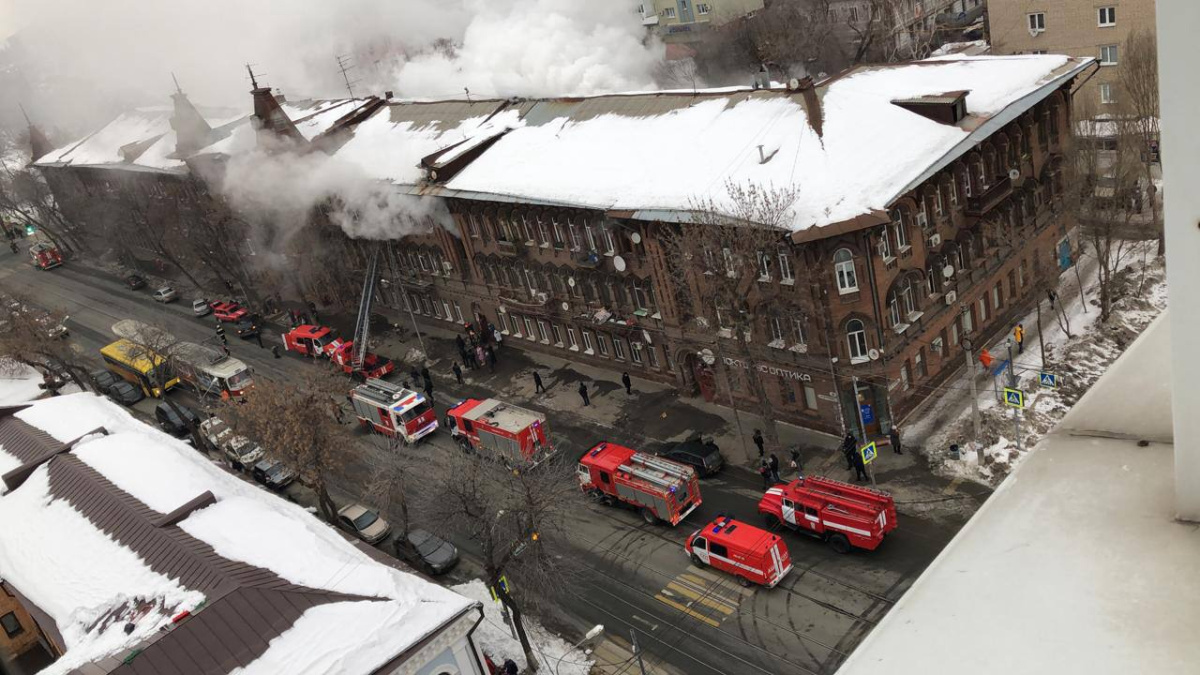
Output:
[
  {"xmin": 860, "ymin": 404, "xmax": 875, "ymax": 425},
  {"xmin": 1058, "ymin": 239, "xmax": 1073, "ymax": 271}
]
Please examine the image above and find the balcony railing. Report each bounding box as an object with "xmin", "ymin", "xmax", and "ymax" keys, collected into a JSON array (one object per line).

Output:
[{"xmin": 965, "ymin": 175, "xmax": 1013, "ymax": 217}]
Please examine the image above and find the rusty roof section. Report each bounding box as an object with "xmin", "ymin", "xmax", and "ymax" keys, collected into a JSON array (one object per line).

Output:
[{"xmin": 0, "ymin": 411, "xmax": 381, "ymax": 675}]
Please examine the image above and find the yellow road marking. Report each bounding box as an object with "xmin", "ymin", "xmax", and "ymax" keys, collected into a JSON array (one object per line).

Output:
[
  {"xmin": 665, "ymin": 582, "xmax": 736, "ymax": 614},
  {"xmin": 654, "ymin": 594, "xmax": 721, "ymax": 627},
  {"xmin": 942, "ymin": 477, "xmax": 964, "ymax": 496},
  {"xmin": 681, "ymin": 569, "xmax": 719, "ymax": 585}
]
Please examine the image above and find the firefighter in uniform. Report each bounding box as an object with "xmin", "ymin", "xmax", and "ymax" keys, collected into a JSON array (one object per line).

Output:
[
  {"xmin": 215, "ymin": 320, "xmax": 227, "ymax": 345},
  {"xmin": 1014, "ymin": 323, "xmax": 1025, "ymax": 354}
]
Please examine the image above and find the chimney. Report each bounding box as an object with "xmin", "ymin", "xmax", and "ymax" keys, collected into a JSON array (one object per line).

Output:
[
  {"xmin": 19, "ymin": 104, "xmax": 54, "ymax": 161},
  {"xmin": 247, "ymin": 67, "xmax": 303, "ymax": 145},
  {"xmin": 384, "ymin": 90, "xmax": 394, "ymax": 100},
  {"xmin": 169, "ymin": 79, "xmax": 214, "ymax": 157}
]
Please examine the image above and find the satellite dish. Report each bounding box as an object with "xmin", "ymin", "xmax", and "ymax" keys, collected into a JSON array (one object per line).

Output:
[
  {"xmin": 630, "ymin": 232, "xmax": 642, "ymax": 244},
  {"xmin": 613, "ymin": 256, "xmax": 627, "ymax": 273},
  {"xmin": 942, "ymin": 265, "xmax": 955, "ymax": 279},
  {"xmin": 868, "ymin": 348, "xmax": 881, "ymax": 361},
  {"xmin": 788, "ymin": 77, "xmax": 801, "ymax": 90},
  {"xmin": 561, "ymin": 301, "xmax": 570, "ymax": 311},
  {"xmin": 567, "ymin": 277, "xmax": 576, "ymax": 288},
  {"xmin": 700, "ymin": 348, "xmax": 716, "ymax": 365},
  {"xmin": 1008, "ymin": 168, "xmax": 1020, "ymax": 181}
]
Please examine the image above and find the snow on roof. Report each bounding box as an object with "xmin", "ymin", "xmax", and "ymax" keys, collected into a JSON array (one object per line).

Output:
[
  {"xmin": 6, "ymin": 393, "xmax": 475, "ymax": 674},
  {"xmin": 334, "ymin": 101, "xmax": 529, "ymax": 185},
  {"xmin": 194, "ymin": 116, "xmax": 256, "ymax": 157},
  {"xmin": 132, "ymin": 129, "xmax": 187, "ymax": 171},
  {"xmin": 35, "ymin": 108, "xmax": 174, "ymax": 169},
  {"xmin": 439, "ymin": 55, "xmax": 1086, "ymax": 231},
  {"xmin": 0, "ymin": 362, "xmax": 43, "ymax": 406},
  {"xmin": 0, "ymin": 467, "xmax": 205, "ymax": 675},
  {"xmin": 285, "ymin": 98, "xmax": 364, "ymax": 141}
]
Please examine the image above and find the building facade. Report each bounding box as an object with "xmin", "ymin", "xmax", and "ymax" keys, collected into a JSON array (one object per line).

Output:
[
  {"xmin": 640, "ymin": 0, "xmax": 766, "ymax": 42},
  {"xmin": 31, "ymin": 55, "xmax": 1088, "ymax": 439},
  {"xmin": 990, "ymin": 0, "xmax": 1157, "ymax": 110}
]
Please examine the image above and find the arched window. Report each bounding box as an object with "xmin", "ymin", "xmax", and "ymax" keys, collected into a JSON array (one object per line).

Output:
[
  {"xmin": 890, "ymin": 209, "xmax": 909, "ymax": 251},
  {"xmin": 834, "ymin": 249, "xmax": 858, "ymax": 294},
  {"xmin": 847, "ymin": 320, "xmax": 868, "ymax": 361}
]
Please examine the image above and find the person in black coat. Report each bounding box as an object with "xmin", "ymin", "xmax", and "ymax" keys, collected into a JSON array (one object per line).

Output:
[
  {"xmin": 753, "ymin": 429, "xmax": 765, "ymax": 457},
  {"xmin": 889, "ymin": 426, "xmax": 903, "ymax": 455},
  {"xmin": 768, "ymin": 453, "xmax": 781, "ymax": 484},
  {"xmin": 578, "ymin": 381, "xmax": 590, "ymax": 406},
  {"xmin": 852, "ymin": 451, "xmax": 868, "ymax": 482},
  {"xmin": 452, "ymin": 362, "xmax": 463, "ymax": 384},
  {"xmin": 621, "ymin": 371, "xmax": 632, "ymax": 395},
  {"xmin": 533, "ymin": 371, "xmax": 545, "ymax": 393}
]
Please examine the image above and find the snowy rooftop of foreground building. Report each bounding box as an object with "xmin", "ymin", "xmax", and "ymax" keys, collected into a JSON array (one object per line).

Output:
[
  {"xmin": 838, "ymin": 312, "xmax": 1200, "ymax": 675},
  {"xmin": 0, "ymin": 393, "xmax": 477, "ymax": 675}
]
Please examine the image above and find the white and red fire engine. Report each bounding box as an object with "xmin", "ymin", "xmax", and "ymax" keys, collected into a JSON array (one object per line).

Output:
[
  {"xmin": 445, "ymin": 398, "xmax": 555, "ymax": 465},
  {"xmin": 349, "ymin": 378, "xmax": 437, "ymax": 443},
  {"xmin": 758, "ymin": 476, "xmax": 897, "ymax": 554},
  {"xmin": 685, "ymin": 515, "xmax": 792, "ymax": 588},
  {"xmin": 282, "ymin": 324, "xmax": 336, "ymax": 357},
  {"xmin": 29, "ymin": 242, "xmax": 63, "ymax": 270},
  {"xmin": 325, "ymin": 337, "xmax": 395, "ymax": 379},
  {"xmin": 578, "ymin": 442, "xmax": 702, "ymax": 526}
]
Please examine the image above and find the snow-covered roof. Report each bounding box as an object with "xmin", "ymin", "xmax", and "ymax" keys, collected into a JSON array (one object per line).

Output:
[
  {"xmin": 0, "ymin": 393, "xmax": 477, "ymax": 675},
  {"xmin": 33, "ymin": 108, "xmax": 181, "ymax": 173}
]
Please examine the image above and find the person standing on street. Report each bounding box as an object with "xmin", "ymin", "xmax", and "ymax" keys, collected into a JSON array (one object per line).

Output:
[
  {"xmin": 215, "ymin": 320, "xmax": 227, "ymax": 345},
  {"xmin": 768, "ymin": 453, "xmax": 781, "ymax": 484},
  {"xmin": 452, "ymin": 362, "xmax": 463, "ymax": 384},
  {"xmin": 8, "ymin": 241, "xmax": 16, "ymax": 255},
  {"xmin": 758, "ymin": 458, "xmax": 772, "ymax": 489},
  {"xmin": 851, "ymin": 448, "xmax": 868, "ymax": 482},
  {"xmin": 533, "ymin": 371, "xmax": 546, "ymax": 394},
  {"xmin": 410, "ymin": 366, "xmax": 420, "ymax": 385},
  {"xmin": 578, "ymin": 381, "xmax": 590, "ymax": 407},
  {"xmin": 1014, "ymin": 323, "xmax": 1025, "ymax": 354},
  {"xmin": 621, "ymin": 371, "xmax": 632, "ymax": 395},
  {"xmin": 889, "ymin": 425, "xmax": 903, "ymax": 455},
  {"xmin": 485, "ymin": 345, "xmax": 496, "ymax": 372},
  {"xmin": 455, "ymin": 334, "xmax": 466, "ymax": 356},
  {"xmin": 493, "ymin": 325, "xmax": 503, "ymax": 349},
  {"xmin": 254, "ymin": 331, "xmax": 264, "ymax": 349},
  {"xmin": 789, "ymin": 448, "xmax": 803, "ymax": 479},
  {"xmin": 423, "ymin": 378, "xmax": 434, "ymax": 400},
  {"xmin": 271, "ymin": 345, "xmax": 281, "ymax": 359},
  {"xmin": 753, "ymin": 429, "xmax": 765, "ymax": 458},
  {"xmin": 420, "ymin": 366, "xmax": 431, "ymax": 383},
  {"xmin": 842, "ymin": 434, "xmax": 857, "ymax": 470}
]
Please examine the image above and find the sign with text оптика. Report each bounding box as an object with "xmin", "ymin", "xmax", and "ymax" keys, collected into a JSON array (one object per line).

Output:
[{"xmin": 721, "ymin": 357, "xmax": 813, "ymax": 382}]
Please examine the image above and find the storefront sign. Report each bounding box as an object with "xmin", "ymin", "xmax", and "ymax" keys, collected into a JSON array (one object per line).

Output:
[{"xmin": 721, "ymin": 357, "xmax": 813, "ymax": 382}]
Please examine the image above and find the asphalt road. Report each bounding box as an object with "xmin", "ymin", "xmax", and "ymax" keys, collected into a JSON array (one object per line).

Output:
[{"xmin": 0, "ymin": 253, "xmax": 982, "ymax": 675}]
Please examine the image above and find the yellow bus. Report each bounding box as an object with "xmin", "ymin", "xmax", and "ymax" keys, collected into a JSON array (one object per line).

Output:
[{"xmin": 100, "ymin": 339, "xmax": 180, "ymax": 397}]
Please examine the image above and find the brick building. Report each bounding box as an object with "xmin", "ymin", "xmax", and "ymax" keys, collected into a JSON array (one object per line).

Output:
[
  {"xmin": 989, "ymin": 0, "xmax": 1158, "ymax": 110},
  {"xmin": 32, "ymin": 54, "xmax": 1090, "ymax": 437}
]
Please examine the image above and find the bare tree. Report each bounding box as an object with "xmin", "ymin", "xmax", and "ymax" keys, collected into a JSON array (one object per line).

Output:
[
  {"xmin": 662, "ymin": 182, "xmax": 803, "ymax": 463},
  {"xmin": 0, "ymin": 159, "xmax": 86, "ymax": 255},
  {"xmin": 225, "ymin": 369, "xmax": 354, "ymax": 522},
  {"xmin": 0, "ymin": 296, "xmax": 91, "ymax": 392},
  {"xmin": 116, "ymin": 181, "xmax": 206, "ymax": 290},
  {"xmin": 425, "ymin": 452, "xmax": 578, "ymax": 672},
  {"xmin": 1117, "ymin": 28, "xmax": 1162, "ymax": 256}
]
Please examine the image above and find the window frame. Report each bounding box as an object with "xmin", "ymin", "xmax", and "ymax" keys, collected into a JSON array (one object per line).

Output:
[
  {"xmin": 1099, "ymin": 83, "xmax": 1115, "ymax": 104},
  {"xmin": 1098, "ymin": 6, "xmax": 1116, "ymax": 27},
  {"xmin": 834, "ymin": 248, "xmax": 859, "ymax": 294},
  {"xmin": 1100, "ymin": 44, "xmax": 1118, "ymax": 66},
  {"xmin": 846, "ymin": 319, "xmax": 869, "ymax": 362},
  {"xmin": 1, "ymin": 611, "xmax": 22, "ymax": 638},
  {"xmin": 778, "ymin": 250, "xmax": 794, "ymax": 283},
  {"xmin": 1027, "ymin": 12, "xmax": 1045, "ymax": 32},
  {"xmin": 582, "ymin": 330, "xmax": 594, "ymax": 354}
]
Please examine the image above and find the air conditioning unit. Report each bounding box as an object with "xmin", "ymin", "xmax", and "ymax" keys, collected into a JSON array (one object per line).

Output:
[
  {"xmin": 536, "ymin": 292, "xmax": 549, "ymax": 303},
  {"xmin": 928, "ymin": 233, "xmax": 942, "ymax": 247},
  {"xmin": 945, "ymin": 290, "xmax": 958, "ymax": 306},
  {"xmin": 442, "ymin": 261, "xmax": 453, "ymax": 274}
]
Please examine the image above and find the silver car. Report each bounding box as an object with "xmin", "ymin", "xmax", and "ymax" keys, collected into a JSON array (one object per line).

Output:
[
  {"xmin": 337, "ymin": 503, "xmax": 392, "ymax": 545},
  {"xmin": 153, "ymin": 287, "xmax": 178, "ymax": 303},
  {"xmin": 192, "ymin": 298, "xmax": 212, "ymax": 317}
]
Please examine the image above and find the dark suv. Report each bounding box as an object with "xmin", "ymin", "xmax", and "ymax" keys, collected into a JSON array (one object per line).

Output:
[
  {"xmin": 251, "ymin": 459, "xmax": 296, "ymax": 491},
  {"xmin": 393, "ymin": 529, "xmax": 460, "ymax": 576},
  {"xmin": 660, "ymin": 436, "xmax": 724, "ymax": 477},
  {"xmin": 154, "ymin": 402, "xmax": 199, "ymax": 438}
]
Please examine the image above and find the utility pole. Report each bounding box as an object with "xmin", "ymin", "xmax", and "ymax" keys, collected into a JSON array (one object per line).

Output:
[
  {"xmin": 1036, "ymin": 297, "xmax": 1046, "ymax": 365},
  {"xmin": 630, "ymin": 629, "xmax": 648, "ymax": 675},
  {"xmin": 963, "ymin": 338, "xmax": 984, "ymax": 464},
  {"xmin": 852, "ymin": 375, "xmax": 867, "ymax": 443},
  {"xmin": 1006, "ymin": 338, "xmax": 1017, "ymax": 388}
]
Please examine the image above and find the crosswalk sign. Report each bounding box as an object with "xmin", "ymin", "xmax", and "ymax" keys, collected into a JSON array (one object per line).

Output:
[
  {"xmin": 860, "ymin": 442, "xmax": 878, "ymax": 465},
  {"xmin": 1038, "ymin": 372, "xmax": 1058, "ymax": 389},
  {"xmin": 489, "ymin": 575, "xmax": 511, "ymax": 603},
  {"xmin": 1003, "ymin": 388, "xmax": 1025, "ymax": 408}
]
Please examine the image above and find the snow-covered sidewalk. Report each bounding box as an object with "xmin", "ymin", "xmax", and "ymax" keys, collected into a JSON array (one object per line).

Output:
[
  {"xmin": 453, "ymin": 580, "xmax": 596, "ymax": 675},
  {"xmin": 912, "ymin": 241, "xmax": 1167, "ymax": 485}
]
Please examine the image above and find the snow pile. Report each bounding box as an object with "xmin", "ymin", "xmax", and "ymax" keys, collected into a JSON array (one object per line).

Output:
[
  {"xmin": 918, "ymin": 243, "xmax": 1168, "ymax": 485},
  {"xmin": 453, "ymin": 580, "xmax": 595, "ymax": 675},
  {"xmin": 0, "ymin": 468, "xmax": 205, "ymax": 675},
  {"xmin": 444, "ymin": 55, "xmax": 1083, "ymax": 231},
  {"xmin": 0, "ymin": 361, "xmax": 44, "ymax": 406}
]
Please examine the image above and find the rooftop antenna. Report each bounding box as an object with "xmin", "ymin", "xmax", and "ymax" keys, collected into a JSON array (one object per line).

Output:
[
  {"xmin": 245, "ymin": 64, "xmax": 262, "ymax": 89},
  {"xmin": 336, "ymin": 54, "xmax": 359, "ymax": 99},
  {"xmin": 464, "ymin": 87, "xmax": 471, "ymax": 103},
  {"xmin": 171, "ymin": 72, "xmax": 183, "ymax": 95},
  {"xmin": 17, "ymin": 102, "xmax": 32, "ymax": 126}
]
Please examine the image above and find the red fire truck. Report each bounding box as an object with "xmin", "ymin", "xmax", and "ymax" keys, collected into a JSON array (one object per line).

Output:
[
  {"xmin": 349, "ymin": 378, "xmax": 438, "ymax": 443},
  {"xmin": 445, "ymin": 398, "xmax": 555, "ymax": 465},
  {"xmin": 282, "ymin": 324, "xmax": 337, "ymax": 357},
  {"xmin": 29, "ymin": 242, "xmax": 63, "ymax": 270},
  {"xmin": 758, "ymin": 477, "xmax": 898, "ymax": 554},
  {"xmin": 325, "ymin": 337, "xmax": 395, "ymax": 379},
  {"xmin": 578, "ymin": 442, "xmax": 701, "ymax": 525},
  {"xmin": 685, "ymin": 515, "xmax": 792, "ymax": 588}
]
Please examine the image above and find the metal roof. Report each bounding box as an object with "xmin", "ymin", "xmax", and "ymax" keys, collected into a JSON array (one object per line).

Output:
[{"xmin": 461, "ymin": 399, "xmax": 545, "ymax": 433}]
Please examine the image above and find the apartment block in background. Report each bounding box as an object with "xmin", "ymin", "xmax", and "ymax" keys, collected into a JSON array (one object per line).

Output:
[
  {"xmin": 990, "ymin": 0, "xmax": 1157, "ymax": 110},
  {"xmin": 640, "ymin": 0, "xmax": 765, "ymax": 42}
]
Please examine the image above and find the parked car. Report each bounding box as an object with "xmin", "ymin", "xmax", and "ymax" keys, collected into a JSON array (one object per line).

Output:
[
  {"xmin": 90, "ymin": 369, "xmax": 122, "ymax": 392},
  {"xmin": 125, "ymin": 274, "xmax": 146, "ymax": 290},
  {"xmin": 235, "ymin": 318, "xmax": 260, "ymax": 338},
  {"xmin": 212, "ymin": 301, "xmax": 247, "ymax": 322},
  {"xmin": 152, "ymin": 286, "xmax": 178, "ymax": 303},
  {"xmin": 659, "ymin": 435, "xmax": 724, "ymax": 477},
  {"xmin": 192, "ymin": 298, "xmax": 212, "ymax": 317},
  {"xmin": 251, "ymin": 458, "xmax": 296, "ymax": 491},
  {"xmin": 337, "ymin": 503, "xmax": 391, "ymax": 545},
  {"xmin": 105, "ymin": 380, "xmax": 143, "ymax": 406},
  {"xmin": 199, "ymin": 417, "xmax": 262, "ymax": 470},
  {"xmin": 154, "ymin": 402, "xmax": 199, "ymax": 438},
  {"xmin": 393, "ymin": 528, "xmax": 459, "ymax": 576}
]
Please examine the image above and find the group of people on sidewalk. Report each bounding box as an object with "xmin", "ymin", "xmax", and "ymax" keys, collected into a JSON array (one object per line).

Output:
[
  {"xmin": 454, "ymin": 323, "xmax": 500, "ymax": 375},
  {"xmin": 754, "ymin": 429, "xmax": 804, "ymax": 488},
  {"xmin": 838, "ymin": 426, "xmax": 903, "ymax": 483}
]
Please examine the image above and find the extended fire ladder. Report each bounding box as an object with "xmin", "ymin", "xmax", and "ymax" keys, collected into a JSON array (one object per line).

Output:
[
  {"xmin": 350, "ymin": 245, "xmax": 381, "ymax": 372},
  {"xmin": 619, "ymin": 453, "xmax": 692, "ymax": 489}
]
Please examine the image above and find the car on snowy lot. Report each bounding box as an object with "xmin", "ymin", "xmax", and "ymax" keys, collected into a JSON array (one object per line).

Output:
[
  {"xmin": 337, "ymin": 503, "xmax": 392, "ymax": 545},
  {"xmin": 658, "ymin": 435, "xmax": 724, "ymax": 477},
  {"xmin": 393, "ymin": 528, "xmax": 459, "ymax": 576},
  {"xmin": 192, "ymin": 298, "xmax": 212, "ymax": 317},
  {"xmin": 251, "ymin": 458, "xmax": 296, "ymax": 491},
  {"xmin": 105, "ymin": 380, "xmax": 143, "ymax": 406},
  {"xmin": 125, "ymin": 274, "xmax": 146, "ymax": 290},
  {"xmin": 154, "ymin": 402, "xmax": 199, "ymax": 439},
  {"xmin": 152, "ymin": 286, "xmax": 178, "ymax": 303},
  {"xmin": 235, "ymin": 318, "xmax": 260, "ymax": 339}
]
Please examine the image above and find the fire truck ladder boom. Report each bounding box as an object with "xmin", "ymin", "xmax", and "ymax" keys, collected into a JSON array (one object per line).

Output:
[
  {"xmin": 619, "ymin": 453, "xmax": 691, "ymax": 489},
  {"xmin": 350, "ymin": 246, "xmax": 381, "ymax": 371}
]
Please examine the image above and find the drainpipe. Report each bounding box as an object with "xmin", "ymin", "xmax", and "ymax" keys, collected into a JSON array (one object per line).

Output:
[{"xmin": 861, "ymin": 228, "xmax": 891, "ymax": 431}]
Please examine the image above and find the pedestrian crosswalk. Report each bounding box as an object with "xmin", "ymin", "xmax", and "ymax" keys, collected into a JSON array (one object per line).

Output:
[{"xmin": 653, "ymin": 565, "xmax": 751, "ymax": 628}]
